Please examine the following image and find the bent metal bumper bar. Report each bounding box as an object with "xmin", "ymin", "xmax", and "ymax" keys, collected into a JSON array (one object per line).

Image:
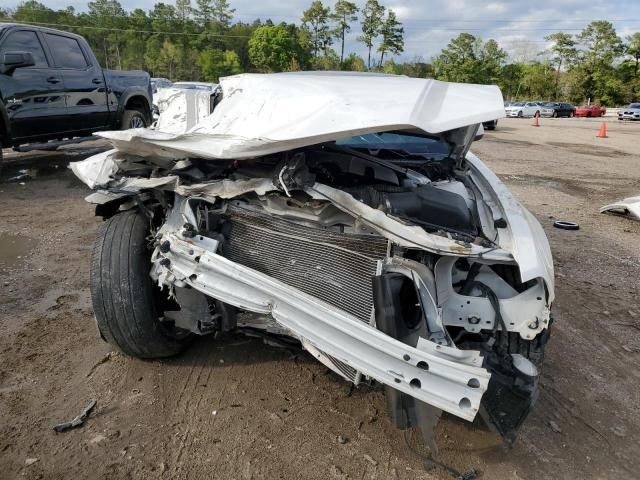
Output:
[{"xmin": 153, "ymin": 228, "xmax": 491, "ymax": 422}]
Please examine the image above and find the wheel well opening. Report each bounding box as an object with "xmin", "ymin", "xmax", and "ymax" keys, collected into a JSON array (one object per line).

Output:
[{"xmin": 125, "ymin": 95, "xmax": 149, "ymax": 114}]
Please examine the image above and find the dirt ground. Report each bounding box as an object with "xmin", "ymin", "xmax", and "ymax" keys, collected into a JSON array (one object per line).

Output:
[{"xmin": 1, "ymin": 117, "xmax": 639, "ymax": 480}]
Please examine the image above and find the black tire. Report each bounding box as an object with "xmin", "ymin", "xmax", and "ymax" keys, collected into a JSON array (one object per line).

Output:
[
  {"xmin": 553, "ymin": 220, "xmax": 579, "ymax": 230},
  {"xmin": 0, "ymin": 144, "xmax": 3, "ymax": 179},
  {"xmin": 517, "ymin": 111, "xmax": 523, "ymax": 118},
  {"xmin": 552, "ymin": 111, "xmax": 558, "ymax": 118},
  {"xmin": 91, "ymin": 210, "xmax": 193, "ymax": 358},
  {"xmin": 121, "ymin": 109, "xmax": 148, "ymax": 130}
]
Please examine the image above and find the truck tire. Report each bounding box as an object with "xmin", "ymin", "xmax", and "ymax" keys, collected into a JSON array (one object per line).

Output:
[
  {"xmin": 90, "ymin": 210, "xmax": 193, "ymax": 358},
  {"xmin": 121, "ymin": 109, "xmax": 147, "ymax": 129}
]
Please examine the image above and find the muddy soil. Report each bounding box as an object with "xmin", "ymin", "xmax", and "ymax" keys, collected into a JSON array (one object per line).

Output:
[{"xmin": 0, "ymin": 118, "xmax": 639, "ymax": 479}]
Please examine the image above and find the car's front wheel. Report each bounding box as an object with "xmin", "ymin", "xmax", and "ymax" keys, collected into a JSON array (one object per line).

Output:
[
  {"xmin": 90, "ymin": 210, "xmax": 193, "ymax": 358},
  {"xmin": 517, "ymin": 111, "xmax": 523, "ymax": 118}
]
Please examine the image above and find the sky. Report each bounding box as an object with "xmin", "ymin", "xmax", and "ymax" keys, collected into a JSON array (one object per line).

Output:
[{"xmin": 5, "ymin": 0, "xmax": 640, "ymax": 61}]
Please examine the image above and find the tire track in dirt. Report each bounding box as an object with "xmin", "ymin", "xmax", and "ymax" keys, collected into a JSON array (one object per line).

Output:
[{"xmin": 170, "ymin": 357, "xmax": 209, "ymax": 476}]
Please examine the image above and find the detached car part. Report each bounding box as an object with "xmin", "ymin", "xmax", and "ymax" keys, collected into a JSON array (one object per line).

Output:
[
  {"xmin": 600, "ymin": 196, "xmax": 640, "ymax": 221},
  {"xmin": 73, "ymin": 72, "xmax": 554, "ymax": 446}
]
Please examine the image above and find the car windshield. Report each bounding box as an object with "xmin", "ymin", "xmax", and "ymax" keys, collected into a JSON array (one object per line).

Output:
[
  {"xmin": 629, "ymin": 103, "xmax": 640, "ymax": 109},
  {"xmin": 335, "ymin": 132, "xmax": 450, "ymax": 159},
  {"xmin": 173, "ymin": 83, "xmax": 212, "ymax": 91},
  {"xmin": 511, "ymin": 102, "xmax": 525, "ymax": 106},
  {"xmin": 544, "ymin": 102, "xmax": 558, "ymax": 107}
]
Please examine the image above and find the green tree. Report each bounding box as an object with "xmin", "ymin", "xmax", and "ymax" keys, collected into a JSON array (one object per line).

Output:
[
  {"xmin": 397, "ymin": 56, "xmax": 433, "ymax": 78},
  {"xmin": 576, "ymin": 21, "xmax": 623, "ymax": 103},
  {"xmin": 377, "ymin": 9, "xmax": 403, "ymax": 67},
  {"xmin": 499, "ymin": 63, "xmax": 525, "ymax": 100},
  {"xmin": 544, "ymin": 32, "xmax": 578, "ymax": 99},
  {"xmin": 520, "ymin": 62, "xmax": 556, "ymax": 100},
  {"xmin": 145, "ymin": 40, "xmax": 181, "ymax": 78},
  {"xmin": 301, "ymin": 1, "xmax": 332, "ymax": 58},
  {"xmin": 434, "ymin": 33, "xmax": 506, "ymax": 84},
  {"xmin": 195, "ymin": 0, "xmax": 235, "ymax": 50},
  {"xmin": 331, "ymin": 0, "xmax": 358, "ymax": 65},
  {"xmin": 625, "ymin": 33, "xmax": 640, "ymax": 78},
  {"xmin": 479, "ymin": 39, "xmax": 507, "ymax": 83},
  {"xmin": 358, "ymin": 0, "xmax": 385, "ymax": 69},
  {"xmin": 341, "ymin": 52, "xmax": 366, "ymax": 71},
  {"xmin": 121, "ymin": 8, "xmax": 151, "ymax": 70},
  {"xmin": 314, "ymin": 50, "xmax": 341, "ymax": 70},
  {"xmin": 248, "ymin": 25, "xmax": 300, "ymax": 72},
  {"xmin": 195, "ymin": 0, "xmax": 234, "ymax": 26},
  {"xmin": 175, "ymin": 0, "xmax": 193, "ymax": 23},
  {"xmin": 87, "ymin": 0, "xmax": 127, "ymax": 69},
  {"xmin": 199, "ymin": 49, "xmax": 241, "ymax": 81},
  {"xmin": 226, "ymin": 22, "xmax": 261, "ymax": 71},
  {"xmin": 14, "ymin": 1, "xmax": 52, "ymax": 22}
]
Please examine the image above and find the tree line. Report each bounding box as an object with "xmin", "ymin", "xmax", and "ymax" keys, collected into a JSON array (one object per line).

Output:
[
  {"xmin": 434, "ymin": 23, "xmax": 640, "ymax": 106},
  {"xmin": 1, "ymin": 1, "xmax": 639, "ymax": 105}
]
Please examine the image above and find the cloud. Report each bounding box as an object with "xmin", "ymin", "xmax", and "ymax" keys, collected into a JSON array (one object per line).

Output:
[{"xmin": 6, "ymin": 0, "xmax": 640, "ymax": 61}]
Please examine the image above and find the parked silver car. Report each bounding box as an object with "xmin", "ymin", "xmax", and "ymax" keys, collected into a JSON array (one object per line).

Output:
[{"xmin": 618, "ymin": 103, "xmax": 640, "ymax": 121}]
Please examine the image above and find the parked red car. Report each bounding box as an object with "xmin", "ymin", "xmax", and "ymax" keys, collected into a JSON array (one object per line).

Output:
[{"xmin": 575, "ymin": 105, "xmax": 607, "ymax": 117}]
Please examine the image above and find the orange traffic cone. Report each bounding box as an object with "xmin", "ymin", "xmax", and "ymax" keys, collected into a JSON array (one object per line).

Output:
[
  {"xmin": 533, "ymin": 112, "xmax": 540, "ymax": 127},
  {"xmin": 597, "ymin": 121, "xmax": 608, "ymax": 138}
]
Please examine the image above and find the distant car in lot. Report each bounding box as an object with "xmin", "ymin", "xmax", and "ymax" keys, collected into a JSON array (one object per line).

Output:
[
  {"xmin": 505, "ymin": 102, "xmax": 541, "ymax": 118},
  {"xmin": 541, "ymin": 102, "xmax": 575, "ymax": 118},
  {"xmin": 618, "ymin": 103, "xmax": 640, "ymax": 121},
  {"xmin": 151, "ymin": 77, "xmax": 172, "ymax": 93},
  {"xmin": 575, "ymin": 105, "xmax": 606, "ymax": 117},
  {"xmin": 172, "ymin": 81, "xmax": 219, "ymax": 92}
]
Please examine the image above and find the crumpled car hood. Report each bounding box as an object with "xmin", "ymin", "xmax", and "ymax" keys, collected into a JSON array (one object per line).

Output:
[{"xmin": 97, "ymin": 71, "xmax": 505, "ymax": 160}]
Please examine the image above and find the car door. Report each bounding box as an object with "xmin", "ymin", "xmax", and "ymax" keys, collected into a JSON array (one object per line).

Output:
[
  {"xmin": 524, "ymin": 102, "xmax": 537, "ymax": 116},
  {"xmin": 41, "ymin": 32, "xmax": 110, "ymax": 132},
  {"xmin": 559, "ymin": 104, "xmax": 568, "ymax": 116},
  {"xmin": 0, "ymin": 28, "xmax": 67, "ymax": 140}
]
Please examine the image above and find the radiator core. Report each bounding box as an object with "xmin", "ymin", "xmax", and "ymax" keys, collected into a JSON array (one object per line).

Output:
[{"xmin": 223, "ymin": 204, "xmax": 388, "ymax": 323}]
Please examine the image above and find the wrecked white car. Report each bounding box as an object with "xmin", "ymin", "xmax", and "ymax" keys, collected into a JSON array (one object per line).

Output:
[{"xmin": 72, "ymin": 72, "xmax": 553, "ymax": 446}]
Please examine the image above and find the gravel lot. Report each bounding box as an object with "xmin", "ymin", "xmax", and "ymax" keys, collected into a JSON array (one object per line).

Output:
[{"xmin": 1, "ymin": 117, "xmax": 639, "ymax": 479}]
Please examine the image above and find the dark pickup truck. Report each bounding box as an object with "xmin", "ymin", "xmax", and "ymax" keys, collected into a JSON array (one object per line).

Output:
[{"xmin": 0, "ymin": 23, "xmax": 152, "ymax": 167}]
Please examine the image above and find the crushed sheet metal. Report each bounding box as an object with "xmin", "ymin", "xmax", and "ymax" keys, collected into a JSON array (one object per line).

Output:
[
  {"xmin": 68, "ymin": 152, "xmax": 278, "ymax": 199},
  {"xmin": 69, "ymin": 149, "xmax": 118, "ymax": 189},
  {"xmin": 600, "ymin": 196, "xmax": 640, "ymax": 221},
  {"xmin": 157, "ymin": 230, "xmax": 491, "ymax": 421},
  {"xmin": 465, "ymin": 152, "xmax": 555, "ymax": 295},
  {"xmin": 84, "ymin": 191, "xmax": 129, "ymax": 204},
  {"xmin": 95, "ymin": 72, "xmax": 505, "ymax": 160},
  {"xmin": 306, "ymin": 182, "xmax": 513, "ymax": 261},
  {"xmin": 155, "ymin": 88, "xmax": 214, "ymax": 134},
  {"xmin": 110, "ymin": 176, "xmax": 277, "ymax": 199}
]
